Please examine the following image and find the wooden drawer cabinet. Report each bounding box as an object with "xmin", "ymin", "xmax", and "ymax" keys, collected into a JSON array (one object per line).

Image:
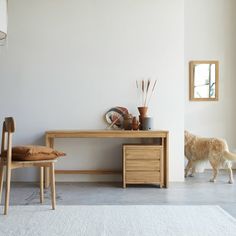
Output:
[
  {"xmin": 126, "ymin": 160, "xmax": 160, "ymax": 171},
  {"xmin": 125, "ymin": 146, "xmax": 161, "ymax": 160},
  {"xmin": 123, "ymin": 145, "xmax": 164, "ymax": 188},
  {"xmin": 126, "ymin": 171, "xmax": 161, "ymax": 183}
]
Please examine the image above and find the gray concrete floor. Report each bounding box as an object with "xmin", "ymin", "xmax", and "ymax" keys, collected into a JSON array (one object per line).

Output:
[{"xmin": 1, "ymin": 170, "xmax": 236, "ymax": 217}]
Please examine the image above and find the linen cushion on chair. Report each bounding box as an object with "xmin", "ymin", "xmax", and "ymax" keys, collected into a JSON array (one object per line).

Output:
[{"xmin": 4, "ymin": 145, "xmax": 65, "ymax": 161}]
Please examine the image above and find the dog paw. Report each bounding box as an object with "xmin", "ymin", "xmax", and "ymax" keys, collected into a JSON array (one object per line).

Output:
[
  {"xmin": 209, "ymin": 178, "xmax": 216, "ymax": 183},
  {"xmin": 189, "ymin": 174, "xmax": 195, "ymax": 177},
  {"xmin": 228, "ymin": 180, "xmax": 234, "ymax": 184}
]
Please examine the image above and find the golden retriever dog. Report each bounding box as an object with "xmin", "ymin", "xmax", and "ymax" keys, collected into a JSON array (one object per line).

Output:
[{"xmin": 185, "ymin": 131, "xmax": 236, "ymax": 184}]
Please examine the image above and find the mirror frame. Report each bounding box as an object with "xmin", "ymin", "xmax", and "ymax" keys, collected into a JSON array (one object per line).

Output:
[{"xmin": 189, "ymin": 60, "xmax": 219, "ymax": 101}]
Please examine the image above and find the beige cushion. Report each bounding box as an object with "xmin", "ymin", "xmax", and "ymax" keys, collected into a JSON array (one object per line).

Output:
[{"xmin": 3, "ymin": 145, "xmax": 66, "ymax": 161}]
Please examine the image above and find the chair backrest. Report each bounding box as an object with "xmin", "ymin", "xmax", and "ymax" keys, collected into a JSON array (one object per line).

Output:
[
  {"xmin": 4, "ymin": 117, "xmax": 15, "ymax": 133},
  {"xmin": 1, "ymin": 117, "xmax": 15, "ymax": 163}
]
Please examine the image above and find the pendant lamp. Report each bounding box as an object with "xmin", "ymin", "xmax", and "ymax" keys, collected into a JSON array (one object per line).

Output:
[{"xmin": 0, "ymin": 0, "xmax": 7, "ymax": 40}]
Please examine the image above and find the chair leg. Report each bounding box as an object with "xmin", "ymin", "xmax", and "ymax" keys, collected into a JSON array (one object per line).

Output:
[
  {"xmin": 4, "ymin": 166, "xmax": 11, "ymax": 215},
  {"xmin": 40, "ymin": 167, "xmax": 44, "ymax": 203},
  {"xmin": 0, "ymin": 166, "xmax": 4, "ymax": 204},
  {"xmin": 44, "ymin": 167, "xmax": 50, "ymax": 188},
  {"xmin": 50, "ymin": 163, "xmax": 56, "ymax": 210}
]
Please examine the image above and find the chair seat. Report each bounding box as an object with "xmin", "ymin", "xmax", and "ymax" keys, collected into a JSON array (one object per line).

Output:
[
  {"xmin": 1, "ymin": 145, "xmax": 65, "ymax": 161},
  {"xmin": 0, "ymin": 158, "xmax": 57, "ymax": 169},
  {"xmin": 12, "ymin": 159, "xmax": 58, "ymax": 164}
]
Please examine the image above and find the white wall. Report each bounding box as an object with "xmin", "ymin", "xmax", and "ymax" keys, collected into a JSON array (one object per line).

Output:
[
  {"xmin": 0, "ymin": 0, "xmax": 185, "ymax": 182},
  {"xmin": 185, "ymin": 0, "xmax": 236, "ymax": 157}
]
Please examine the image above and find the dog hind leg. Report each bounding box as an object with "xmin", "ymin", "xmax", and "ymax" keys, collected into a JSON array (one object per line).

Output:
[
  {"xmin": 189, "ymin": 165, "xmax": 196, "ymax": 177},
  {"xmin": 185, "ymin": 160, "xmax": 193, "ymax": 178},
  {"xmin": 226, "ymin": 162, "xmax": 234, "ymax": 184}
]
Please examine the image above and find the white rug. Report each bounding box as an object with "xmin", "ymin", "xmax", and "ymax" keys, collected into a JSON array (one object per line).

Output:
[{"xmin": 0, "ymin": 205, "xmax": 235, "ymax": 236}]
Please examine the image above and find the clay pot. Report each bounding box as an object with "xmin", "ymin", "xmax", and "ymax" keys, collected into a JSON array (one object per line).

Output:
[
  {"xmin": 132, "ymin": 117, "xmax": 139, "ymax": 130},
  {"xmin": 138, "ymin": 107, "xmax": 148, "ymax": 117},
  {"xmin": 138, "ymin": 107, "xmax": 148, "ymax": 130},
  {"xmin": 123, "ymin": 114, "xmax": 133, "ymax": 130}
]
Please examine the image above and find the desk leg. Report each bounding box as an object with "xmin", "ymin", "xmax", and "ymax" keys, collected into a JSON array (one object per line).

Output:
[
  {"xmin": 163, "ymin": 135, "xmax": 169, "ymax": 188},
  {"xmin": 122, "ymin": 147, "xmax": 126, "ymax": 188},
  {"xmin": 45, "ymin": 137, "xmax": 54, "ymax": 188}
]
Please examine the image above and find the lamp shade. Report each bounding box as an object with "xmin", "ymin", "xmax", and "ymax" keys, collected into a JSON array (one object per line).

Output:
[{"xmin": 0, "ymin": 0, "xmax": 7, "ymax": 40}]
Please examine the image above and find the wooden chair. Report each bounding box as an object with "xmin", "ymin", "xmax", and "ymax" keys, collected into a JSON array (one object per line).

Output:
[{"xmin": 0, "ymin": 117, "xmax": 56, "ymax": 215}]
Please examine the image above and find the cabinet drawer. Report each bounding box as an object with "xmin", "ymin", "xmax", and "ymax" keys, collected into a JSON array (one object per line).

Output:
[
  {"xmin": 124, "ymin": 145, "xmax": 162, "ymax": 160},
  {"xmin": 126, "ymin": 160, "xmax": 160, "ymax": 171},
  {"xmin": 126, "ymin": 171, "xmax": 161, "ymax": 183}
]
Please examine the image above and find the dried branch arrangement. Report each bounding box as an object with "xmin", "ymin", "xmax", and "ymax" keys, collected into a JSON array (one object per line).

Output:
[{"xmin": 136, "ymin": 79, "xmax": 157, "ymax": 107}]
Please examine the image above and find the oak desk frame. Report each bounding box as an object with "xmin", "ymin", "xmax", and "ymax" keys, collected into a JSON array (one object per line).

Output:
[{"xmin": 44, "ymin": 130, "xmax": 169, "ymax": 188}]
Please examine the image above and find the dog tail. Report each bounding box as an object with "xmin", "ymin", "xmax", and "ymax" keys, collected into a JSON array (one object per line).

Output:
[{"xmin": 224, "ymin": 151, "xmax": 236, "ymax": 161}]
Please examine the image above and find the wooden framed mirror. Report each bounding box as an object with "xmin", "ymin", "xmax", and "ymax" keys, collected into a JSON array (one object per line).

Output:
[{"xmin": 189, "ymin": 60, "xmax": 219, "ymax": 101}]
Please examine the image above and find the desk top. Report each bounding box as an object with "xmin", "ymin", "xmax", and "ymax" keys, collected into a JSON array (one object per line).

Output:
[{"xmin": 45, "ymin": 130, "xmax": 169, "ymax": 138}]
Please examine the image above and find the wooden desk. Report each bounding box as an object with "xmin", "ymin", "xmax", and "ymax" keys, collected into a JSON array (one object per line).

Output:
[{"xmin": 45, "ymin": 130, "xmax": 169, "ymax": 188}]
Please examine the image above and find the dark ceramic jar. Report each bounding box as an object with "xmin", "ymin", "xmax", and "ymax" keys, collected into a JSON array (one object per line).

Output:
[{"xmin": 123, "ymin": 114, "xmax": 133, "ymax": 130}]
